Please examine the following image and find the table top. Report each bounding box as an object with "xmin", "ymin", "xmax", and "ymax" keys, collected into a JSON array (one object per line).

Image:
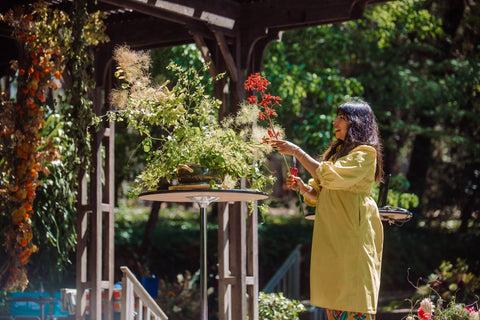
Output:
[{"xmin": 139, "ymin": 189, "xmax": 269, "ymax": 203}]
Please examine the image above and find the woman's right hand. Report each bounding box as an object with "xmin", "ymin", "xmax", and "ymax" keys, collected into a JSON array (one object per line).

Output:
[
  {"xmin": 286, "ymin": 173, "xmax": 304, "ymax": 191},
  {"xmin": 270, "ymin": 140, "xmax": 301, "ymax": 156}
]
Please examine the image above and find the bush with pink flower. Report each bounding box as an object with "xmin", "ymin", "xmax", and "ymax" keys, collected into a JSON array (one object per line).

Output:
[{"xmin": 406, "ymin": 298, "xmax": 478, "ymax": 320}]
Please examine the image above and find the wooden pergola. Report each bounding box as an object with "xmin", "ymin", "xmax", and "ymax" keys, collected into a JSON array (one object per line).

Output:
[{"xmin": 1, "ymin": 1, "xmax": 391, "ymax": 319}]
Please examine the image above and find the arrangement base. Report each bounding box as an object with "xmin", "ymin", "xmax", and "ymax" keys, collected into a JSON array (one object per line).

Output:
[{"xmin": 168, "ymin": 183, "xmax": 227, "ymax": 190}]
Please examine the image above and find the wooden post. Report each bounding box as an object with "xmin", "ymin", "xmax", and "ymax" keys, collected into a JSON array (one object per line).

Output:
[{"xmin": 76, "ymin": 63, "xmax": 115, "ymax": 319}]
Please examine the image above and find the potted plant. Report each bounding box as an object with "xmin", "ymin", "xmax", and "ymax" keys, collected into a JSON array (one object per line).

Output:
[{"xmin": 103, "ymin": 46, "xmax": 280, "ymax": 196}]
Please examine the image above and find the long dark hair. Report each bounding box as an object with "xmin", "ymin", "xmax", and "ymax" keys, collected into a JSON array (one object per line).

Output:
[{"xmin": 323, "ymin": 100, "xmax": 384, "ymax": 183}]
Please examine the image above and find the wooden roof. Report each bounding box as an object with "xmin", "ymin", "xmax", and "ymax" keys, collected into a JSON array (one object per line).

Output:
[
  {"xmin": 1, "ymin": 0, "xmax": 391, "ymax": 76},
  {"xmin": 97, "ymin": 0, "xmax": 388, "ymax": 48}
]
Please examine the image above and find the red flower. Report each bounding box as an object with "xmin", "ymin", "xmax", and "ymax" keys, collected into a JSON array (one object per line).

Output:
[
  {"xmin": 244, "ymin": 73, "xmax": 281, "ymax": 145},
  {"xmin": 265, "ymin": 106, "xmax": 277, "ymax": 117},
  {"xmin": 418, "ymin": 307, "xmax": 431, "ymax": 320},
  {"xmin": 272, "ymin": 96, "xmax": 282, "ymax": 106},
  {"xmin": 247, "ymin": 96, "xmax": 258, "ymax": 104},
  {"xmin": 245, "ymin": 73, "xmax": 271, "ymax": 92}
]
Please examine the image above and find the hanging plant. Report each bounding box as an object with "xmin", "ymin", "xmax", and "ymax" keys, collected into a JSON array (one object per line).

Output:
[
  {"xmin": 0, "ymin": 2, "xmax": 66, "ymax": 290},
  {"xmin": 0, "ymin": 1, "xmax": 108, "ymax": 290}
]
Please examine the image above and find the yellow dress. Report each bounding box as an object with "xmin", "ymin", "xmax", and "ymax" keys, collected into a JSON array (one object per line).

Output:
[{"xmin": 305, "ymin": 145, "xmax": 383, "ymax": 314}]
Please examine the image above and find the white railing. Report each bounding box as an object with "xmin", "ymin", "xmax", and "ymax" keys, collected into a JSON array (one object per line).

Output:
[
  {"xmin": 121, "ymin": 266, "xmax": 168, "ymax": 320},
  {"xmin": 262, "ymin": 244, "xmax": 302, "ymax": 299}
]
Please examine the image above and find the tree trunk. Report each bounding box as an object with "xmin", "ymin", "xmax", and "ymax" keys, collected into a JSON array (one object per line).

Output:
[
  {"xmin": 407, "ymin": 134, "xmax": 432, "ymax": 200},
  {"xmin": 138, "ymin": 201, "xmax": 161, "ymax": 274}
]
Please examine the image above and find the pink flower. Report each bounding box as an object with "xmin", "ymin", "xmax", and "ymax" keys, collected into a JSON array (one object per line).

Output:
[{"xmin": 420, "ymin": 298, "xmax": 435, "ymax": 314}]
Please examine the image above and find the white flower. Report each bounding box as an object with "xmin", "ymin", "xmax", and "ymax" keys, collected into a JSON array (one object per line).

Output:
[
  {"xmin": 406, "ymin": 316, "xmax": 414, "ymax": 320},
  {"xmin": 470, "ymin": 311, "xmax": 479, "ymax": 320},
  {"xmin": 420, "ymin": 298, "xmax": 435, "ymax": 315}
]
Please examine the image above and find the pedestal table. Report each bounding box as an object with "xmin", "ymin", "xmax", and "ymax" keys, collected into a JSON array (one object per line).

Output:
[{"xmin": 139, "ymin": 189, "xmax": 268, "ymax": 320}]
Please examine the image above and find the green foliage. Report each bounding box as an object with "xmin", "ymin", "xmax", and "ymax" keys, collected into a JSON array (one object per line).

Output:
[
  {"xmin": 258, "ymin": 292, "xmax": 306, "ymax": 320},
  {"xmin": 433, "ymin": 301, "xmax": 478, "ymax": 320},
  {"xmin": 150, "ymin": 44, "xmax": 206, "ymax": 86},
  {"xmin": 361, "ymin": 0, "xmax": 444, "ymax": 48},
  {"xmin": 372, "ymin": 174, "xmax": 419, "ymax": 210},
  {"xmin": 263, "ymin": 28, "xmax": 364, "ymax": 153},
  {"xmin": 61, "ymin": 0, "xmax": 109, "ymax": 182},
  {"xmin": 27, "ymin": 110, "xmax": 77, "ymax": 287}
]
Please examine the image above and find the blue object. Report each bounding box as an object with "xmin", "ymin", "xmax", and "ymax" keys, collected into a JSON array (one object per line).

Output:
[
  {"xmin": 139, "ymin": 276, "xmax": 159, "ymax": 298},
  {"xmin": 10, "ymin": 292, "xmax": 50, "ymax": 316},
  {"xmin": 52, "ymin": 292, "xmax": 69, "ymax": 316}
]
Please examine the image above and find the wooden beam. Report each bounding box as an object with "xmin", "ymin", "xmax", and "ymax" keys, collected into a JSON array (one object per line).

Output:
[
  {"xmin": 240, "ymin": 0, "xmax": 366, "ymax": 31},
  {"xmin": 105, "ymin": 16, "xmax": 194, "ymax": 49},
  {"xmin": 192, "ymin": 33, "xmax": 218, "ymax": 78},
  {"xmin": 100, "ymin": 0, "xmax": 238, "ymax": 35},
  {"xmin": 213, "ymin": 29, "xmax": 238, "ymax": 83},
  {"xmin": 242, "ymin": 28, "xmax": 281, "ymax": 73}
]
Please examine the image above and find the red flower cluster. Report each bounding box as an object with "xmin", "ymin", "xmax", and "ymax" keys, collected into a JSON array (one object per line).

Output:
[{"xmin": 244, "ymin": 73, "xmax": 282, "ymax": 144}]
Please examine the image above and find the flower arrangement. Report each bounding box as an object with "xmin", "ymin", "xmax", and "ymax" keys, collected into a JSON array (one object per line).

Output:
[{"xmin": 105, "ymin": 46, "xmax": 277, "ymax": 196}]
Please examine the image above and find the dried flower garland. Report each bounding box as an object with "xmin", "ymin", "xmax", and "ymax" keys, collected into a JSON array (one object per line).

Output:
[{"xmin": 0, "ymin": 2, "xmax": 65, "ymax": 290}]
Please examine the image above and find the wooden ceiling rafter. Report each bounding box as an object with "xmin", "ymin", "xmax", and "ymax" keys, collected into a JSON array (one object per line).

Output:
[
  {"xmin": 192, "ymin": 33, "xmax": 218, "ymax": 78},
  {"xmin": 240, "ymin": 0, "xmax": 368, "ymax": 30},
  {"xmin": 100, "ymin": 0, "xmax": 239, "ymax": 36},
  {"xmin": 213, "ymin": 29, "xmax": 238, "ymax": 83}
]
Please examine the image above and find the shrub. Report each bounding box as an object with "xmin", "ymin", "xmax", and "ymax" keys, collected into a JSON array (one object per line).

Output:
[{"xmin": 258, "ymin": 292, "xmax": 306, "ymax": 320}]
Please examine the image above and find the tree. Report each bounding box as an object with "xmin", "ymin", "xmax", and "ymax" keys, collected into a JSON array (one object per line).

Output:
[{"xmin": 263, "ymin": 0, "xmax": 480, "ymax": 230}]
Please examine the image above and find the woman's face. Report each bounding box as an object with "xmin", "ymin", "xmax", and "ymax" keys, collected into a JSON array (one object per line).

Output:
[{"xmin": 333, "ymin": 113, "xmax": 350, "ymax": 141}]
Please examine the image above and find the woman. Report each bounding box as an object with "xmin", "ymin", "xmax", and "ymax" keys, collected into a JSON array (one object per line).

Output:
[{"xmin": 271, "ymin": 100, "xmax": 384, "ymax": 320}]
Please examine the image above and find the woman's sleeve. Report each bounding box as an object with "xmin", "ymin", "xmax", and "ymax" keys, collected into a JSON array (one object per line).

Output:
[
  {"xmin": 316, "ymin": 146, "xmax": 376, "ymax": 190},
  {"xmin": 303, "ymin": 178, "xmax": 321, "ymax": 207}
]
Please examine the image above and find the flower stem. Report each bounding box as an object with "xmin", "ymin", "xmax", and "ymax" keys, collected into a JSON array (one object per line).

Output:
[{"xmin": 279, "ymin": 153, "xmax": 306, "ymax": 217}]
